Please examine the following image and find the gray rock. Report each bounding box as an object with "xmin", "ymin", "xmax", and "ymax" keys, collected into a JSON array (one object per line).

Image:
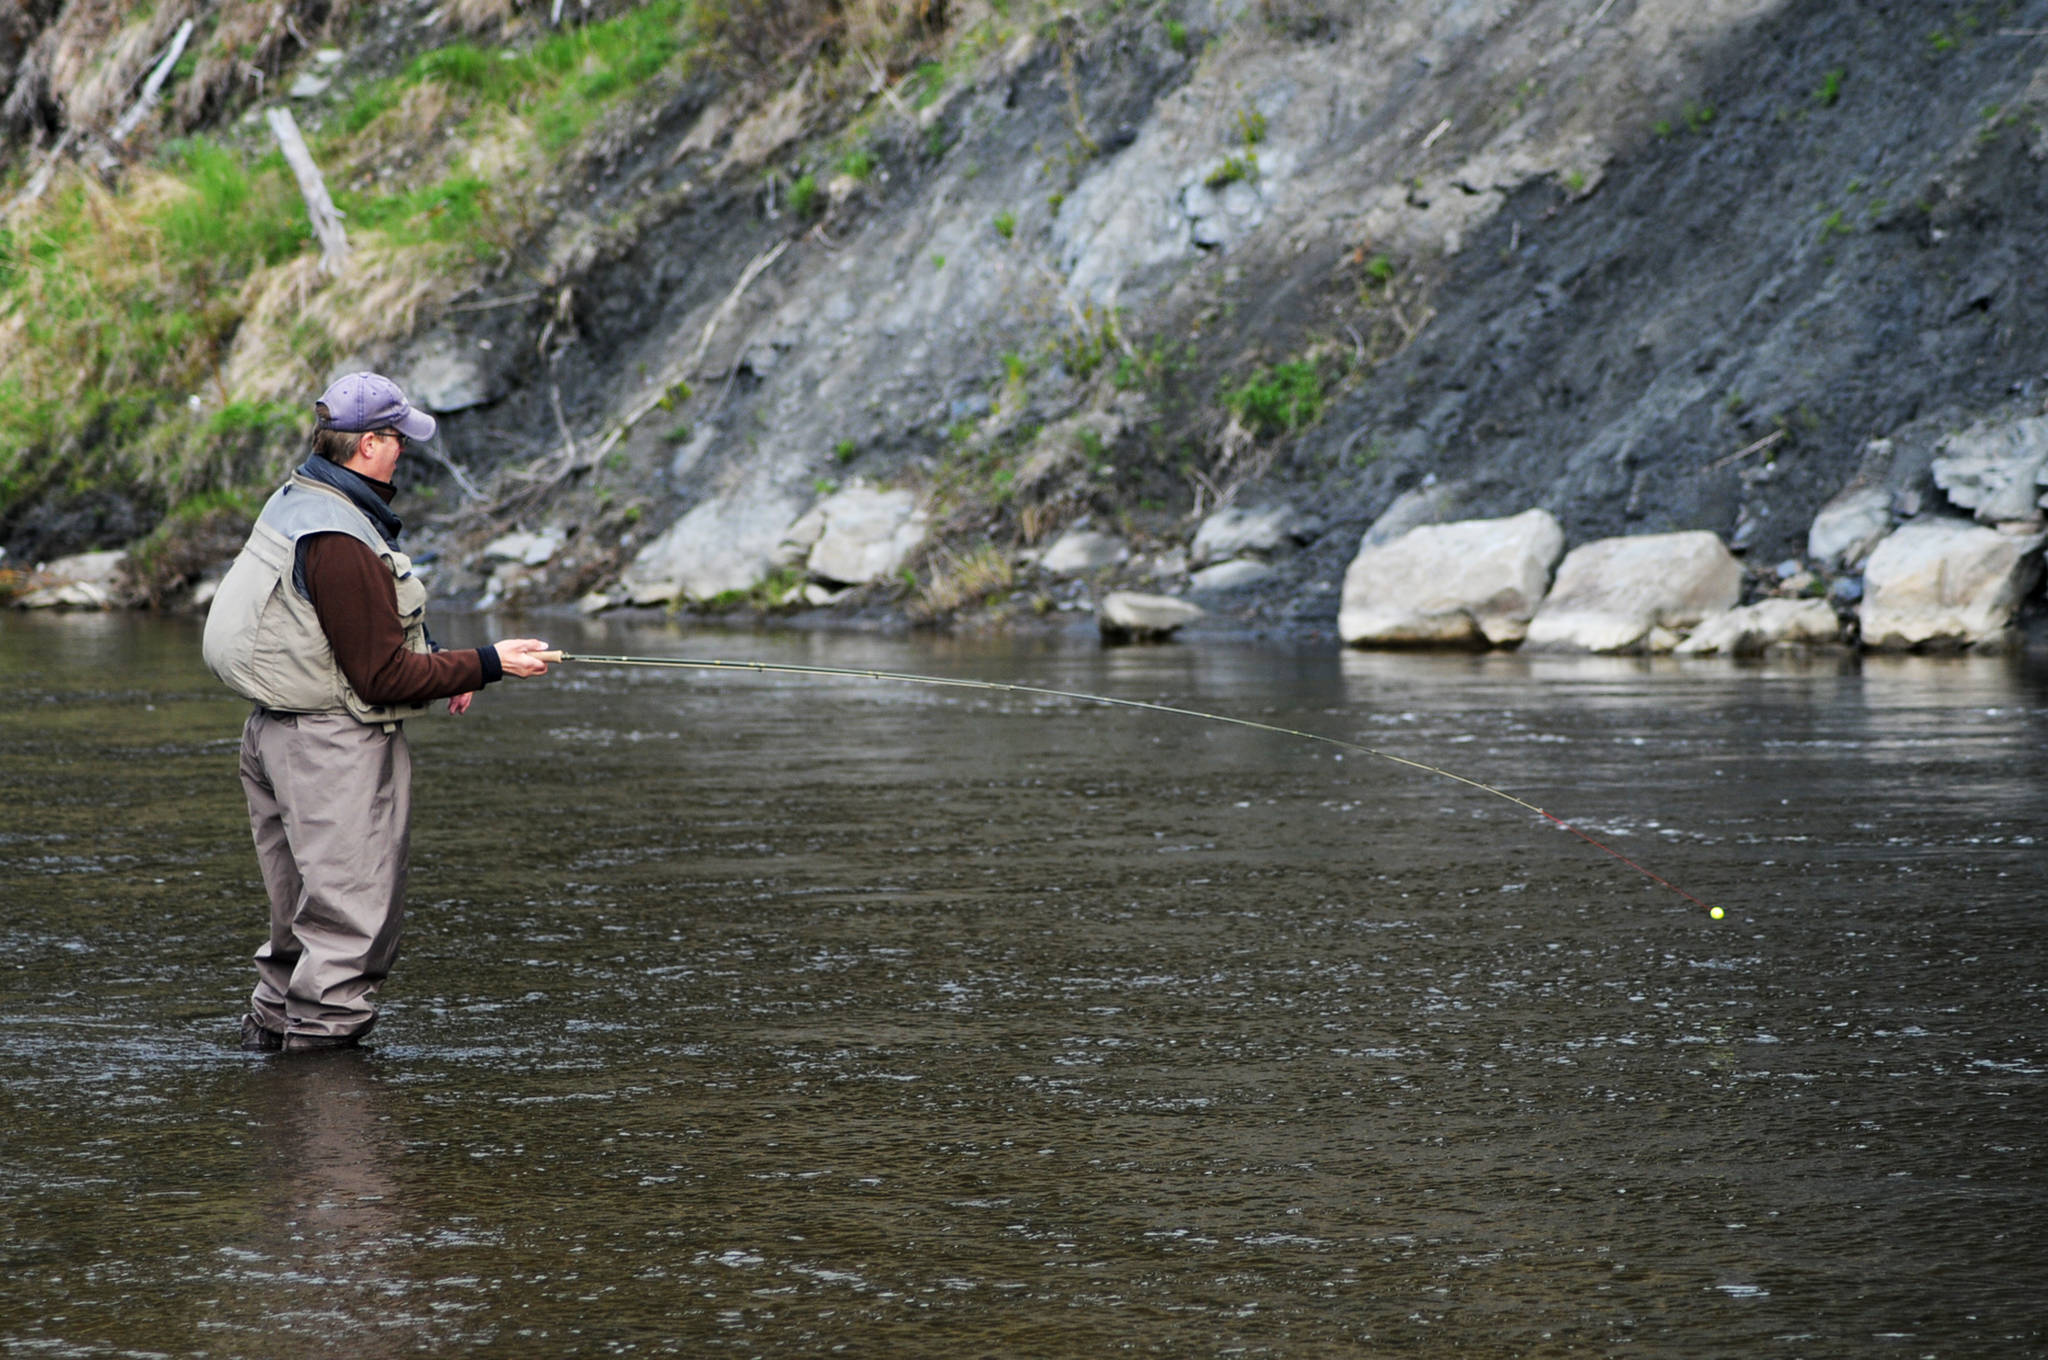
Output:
[
  {"xmin": 1190, "ymin": 503, "xmax": 1295, "ymax": 567},
  {"xmin": 800, "ymin": 486, "xmax": 927, "ymax": 586},
  {"xmin": 482, "ymin": 529, "xmax": 562, "ymax": 567},
  {"xmin": 1187, "ymin": 559, "xmax": 1274, "ymax": 593},
  {"xmin": 1360, "ymin": 479, "xmax": 1467, "ymax": 549},
  {"xmin": 1930, "ymin": 415, "xmax": 2048, "ymax": 523},
  {"xmin": 1524, "ymin": 532, "xmax": 1743, "ymax": 653},
  {"xmin": 1099, "ymin": 590, "xmax": 1204, "ymax": 640},
  {"xmin": 1041, "ymin": 528, "xmax": 1130, "ymax": 576},
  {"xmin": 1339, "ymin": 508, "xmax": 1563, "ymax": 647},
  {"xmin": 403, "ymin": 338, "xmax": 500, "ymax": 414},
  {"xmin": 622, "ymin": 484, "xmax": 803, "ymax": 603},
  {"xmin": 1858, "ymin": 519, "xmax": 2046, "ymax": 651},
  {"xmin": 1674, "ymin": 599, "xmax": 1844, "ymax": 656},
  {"xmin": 1807, "ymin": 485, "xmax": 1892, "ymax": 569},
  {"xmin": 14, "ymin": 550, "xmax": 129, "ymax": 610}
]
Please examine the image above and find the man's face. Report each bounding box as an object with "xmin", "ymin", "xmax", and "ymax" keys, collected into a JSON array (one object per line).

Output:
[{"xmin": 348, "ymin": 428, "xmax": 406, "ymax": 483}]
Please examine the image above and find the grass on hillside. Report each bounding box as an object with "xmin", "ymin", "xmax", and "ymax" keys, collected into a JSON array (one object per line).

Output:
[
  {"xmin": 0, "ymin": 0, "xmax": 1047, "ymax": 555},
  {"xmin": 0, "ymin": 0, "xmax": 722, "ymax": 532}
]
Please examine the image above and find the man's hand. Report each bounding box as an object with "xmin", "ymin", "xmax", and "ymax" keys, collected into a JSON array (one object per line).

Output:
[
  {"xmin": 448, "ymin": 692, "xmax": 473, "ymax": 716},
  {"xmin": 494, "ymin": 637, "xmax": 553, "ymax": 678}
]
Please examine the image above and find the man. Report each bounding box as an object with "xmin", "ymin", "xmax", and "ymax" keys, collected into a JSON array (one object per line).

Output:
[{"xmin": 203, "ymin": 372, "xmax": 553, "ymax": 1053}]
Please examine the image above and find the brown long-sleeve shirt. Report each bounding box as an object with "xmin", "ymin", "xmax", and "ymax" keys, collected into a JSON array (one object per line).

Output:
[{"xmin": 301, "ymin": 533, "xmax": 500, "ymax": 707}]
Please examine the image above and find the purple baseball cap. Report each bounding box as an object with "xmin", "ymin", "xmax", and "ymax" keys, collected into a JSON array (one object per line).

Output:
[{"xmin": 315, "ymin": 372, "xmax": 437, "ymax": 442}]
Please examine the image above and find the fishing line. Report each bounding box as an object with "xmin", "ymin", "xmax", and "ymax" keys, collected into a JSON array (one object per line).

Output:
[{"xmin": 535, "ymin": 650, "xmax": 1721, "ymax": 918}]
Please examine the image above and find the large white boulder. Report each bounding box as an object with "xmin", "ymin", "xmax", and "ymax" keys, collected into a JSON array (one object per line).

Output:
[
  {"xmin": 13, "ymin": 550, "xmax": 130, "ymax": 610},
  {"xmin": 792, "ymin": 486, "xmax": 927, "ymax": 586},
  {"xmin": 1930, "ymin": 415, "xmax": 2048, "ymax": 523},
  {"xmin": 1674, "ymin": 598, "xmax": 1844, "ymax": 655},
  {"xmin": 622, "ymin": 485, "xmax": 802, "ymax": 603},
  {"xmin": 1524, "ymin": 531, "xmax": 1742, "ymax": 653},
  {"xmin": 1339, "ymin": 508, "xmax": 1563, "ymax": 647},
  {"xmin": 1858, "ymin": 519, "xmax": 2045, "ymax": 650}
]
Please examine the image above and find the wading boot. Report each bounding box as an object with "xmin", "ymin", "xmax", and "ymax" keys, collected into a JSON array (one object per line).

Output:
[
  {"xmin": 239, "ymin": 1014, "xmax": 285, "ymax": 1052},
  {"xmin": 282, "ymin": 1030, "xmax": 363, "ymax": 1054}
]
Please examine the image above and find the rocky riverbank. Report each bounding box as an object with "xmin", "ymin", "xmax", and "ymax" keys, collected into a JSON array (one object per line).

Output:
[{"xmin": 5, "ymin": 1, "xmax": 2047, "ymax": 653}]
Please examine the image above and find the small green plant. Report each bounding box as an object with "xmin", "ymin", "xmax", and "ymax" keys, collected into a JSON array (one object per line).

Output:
[
  {"xmin": 1058, "ymin": 304, "xmax": 1124, "ymax": 380},
  {"xmin": 1047, "ymin": 190, "xmax": 1066, "ymax": 211},
  {"xmin": 1813, "ymin": 67, "xmax": 1844, "ymax": 106},
  {"xmin": 1652, "ymin": 118, "xmax": 1674, "ymax": 138},
  {"xmin": 1682, "ymin": 100, "xmax": 1715, "ymax": 132},
  {"xmin": 1928, "ymin": 29, "xmax": 1956, "ymax": 52},
  {"xmin": 1237, "ymin": 108, "xmax": 1267, "ymax": 146},
  {"xmin": 1222, "ymin": 360, "xmax": 1326, "ymax": 437},
  {"xmin": 913, "ymin": 60, "xmax": 947, "ymax": 108},
  {"xmin": 1816, "ymin": 207, "xmax": 1850, "ymax": 241},
  {"xmin": 992, "ymin": 209, "xmax": 1016, "ymax": 239},
  {"xmin": 1205, "ymin": 154, "xmax": 1254, "ymax": 188},
  {"xmin": 833, "ymin": 437, "xmax": 858, "ymax": 463},
  {"xmin": 838, "ymin": 147, "xmax": 875, "ymax": 180},
  {"xmin": 1165, "ymin": 19, "xmax": 1190, "ymax": 53},
  {"xmin": 1077, "ymin": 427, "xmax": 1110, "ymax": 477},
  {"xmin": 1002, "ymin": 351, "xmax": 1031, "ymax": 385},
  {"xmin": 667, "ymin": 423, "xmax": 692, "ymax": 444},
  {"xmin": 789, "ymin": 172, "xmax": 821, "ymax": 218},
  {"xmin": 1363, "ymin": 253, "xmax": 1396, "ymax": 285},
  {"xmin": 1561, "ymin": 168, "xmax": 1588, "ymax": 195},
  {"xmin": 812, "ymin": 476, "xmax": 839, "ymax": 496},
  {"xmin": 932, "ymin": 253, "xmax": 946, "ymax": 270},
  {"xmin": 656, "ymin": 379, "xmax": 690, "ymax": 410}
]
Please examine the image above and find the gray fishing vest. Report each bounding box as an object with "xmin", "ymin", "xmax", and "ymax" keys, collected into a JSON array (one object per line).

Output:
[{"xmin": 202, "ymin": 471, "xmax": 433, "ymax": 727}]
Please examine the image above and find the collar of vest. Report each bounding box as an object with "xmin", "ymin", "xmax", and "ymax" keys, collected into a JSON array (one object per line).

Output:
[{"xmin": 294, "ymin": 455, "xmax": 403, "ymax": 547}]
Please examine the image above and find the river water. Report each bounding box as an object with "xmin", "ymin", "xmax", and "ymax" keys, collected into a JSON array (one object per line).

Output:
[{"xmin": 2, "ymin": 611, "xmax": 2044, "ymax": 1357}]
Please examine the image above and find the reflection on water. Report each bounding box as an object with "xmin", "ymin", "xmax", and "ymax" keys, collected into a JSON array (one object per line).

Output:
[{"xmin": 3, "ymin": 611, "xmax": 2045, "ymax": 1356}]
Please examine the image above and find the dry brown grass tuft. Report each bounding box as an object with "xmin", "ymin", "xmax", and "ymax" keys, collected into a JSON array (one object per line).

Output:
[
  {"xmin": 173, "ymin": 0, "xmax": 357, "ymax": 131},
  {"xmin": 916, "ymin": 540, "xmax": 1012, "ymax": 616},
  {"xmin": 57, "ymin": 2, "xmax": 190, "ymax": 135},
  {"xmin": 222, "ymin": 240, "xmax": 470, "ymax": 406},
  {"xmin": 447, "ymin": 0, "xmax": 524, "ymax": 35}
]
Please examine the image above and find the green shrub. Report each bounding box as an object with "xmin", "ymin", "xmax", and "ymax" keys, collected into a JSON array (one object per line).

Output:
[
  {"xmin": 992, "ymin": 208, "xmax": 1016, "ymax": 239},
  {"xmin": 789, "ymin": 172, "xmax": 821, "ymax": 218},
  {"xmin": 1223, "ymin": 360, "xmax": 1325, "ymax": 437},
  {"xmin": 1205, "ymin": 154, "xmax": 1254, "ymax": 188},
  {"xmin": 206, "ymin": 400, "xmax": 298, "ymax": 438}
]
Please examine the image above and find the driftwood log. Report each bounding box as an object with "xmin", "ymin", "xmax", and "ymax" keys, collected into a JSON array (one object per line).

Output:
[{"xmin": 265, "ymin": 105, "xmax": 349, "ymax": 274}]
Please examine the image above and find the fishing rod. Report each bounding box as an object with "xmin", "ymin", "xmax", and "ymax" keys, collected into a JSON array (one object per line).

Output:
[{"xmin": 533, "ymin": 649, "xmax": 1722, "ymax": 919}]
